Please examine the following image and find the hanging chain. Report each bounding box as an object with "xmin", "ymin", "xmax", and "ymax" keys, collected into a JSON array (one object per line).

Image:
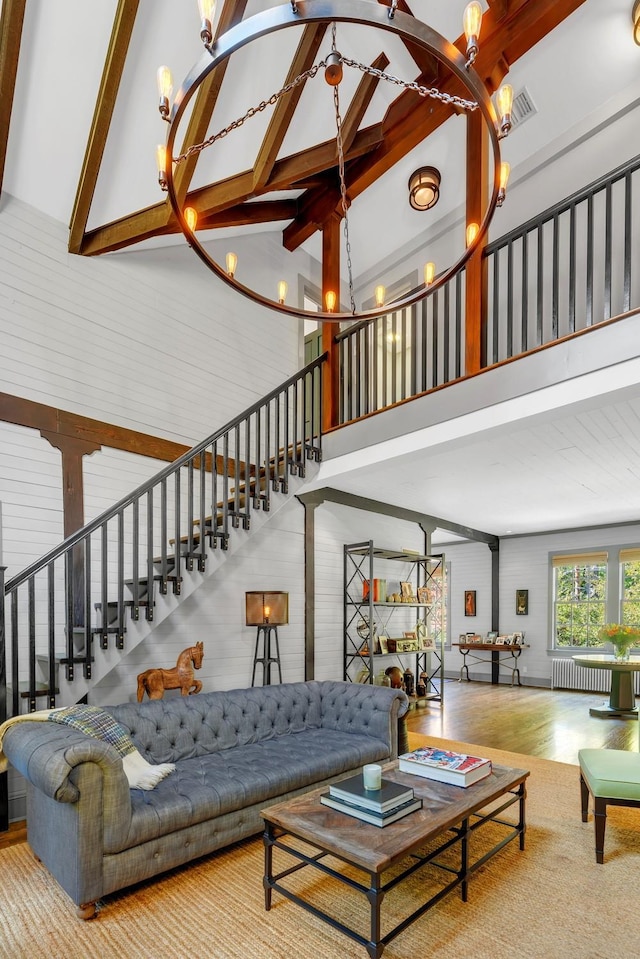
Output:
[
  {"xmin": 340, "ymin": 57, "xmax": 477, "ymax": 112},
  {"xmin": 334, "ymin": 82, "xmax": 356, "ymax": 315},
  {"xmin": 172, "ymin": 62, "xmax": 324, "ymax": 164}
]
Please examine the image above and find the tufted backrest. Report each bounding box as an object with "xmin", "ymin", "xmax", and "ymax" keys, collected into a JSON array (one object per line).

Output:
[
  {"xmin": 318, "ymin": 680, "xmax": 407, "ymax": 748},
  {"xmin": 105, "ymin": 682, "xmax": 324, "ymax": 765}
]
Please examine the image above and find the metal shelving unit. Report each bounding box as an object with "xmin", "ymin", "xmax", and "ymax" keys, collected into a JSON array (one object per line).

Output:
[{"xmin": 344, "ymin": 541, "xmax": 446, "ymax": 706}]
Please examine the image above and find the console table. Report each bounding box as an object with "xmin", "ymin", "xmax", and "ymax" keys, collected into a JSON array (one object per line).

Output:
[
  {"xmin": 572, "ymin": 654, "xmax": 640, "ymax": 718},
  {"xmin": 453, "ymin": 643, "xmax": 528, "ymax": 686}
]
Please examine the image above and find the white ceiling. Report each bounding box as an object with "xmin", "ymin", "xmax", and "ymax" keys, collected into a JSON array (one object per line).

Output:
[{"xmin": 2, "ymin": 0, "xmax": 640, "ymax": 541}]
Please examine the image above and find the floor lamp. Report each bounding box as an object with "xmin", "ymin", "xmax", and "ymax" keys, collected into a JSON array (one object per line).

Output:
[{"xmin": 246, "ymin": 591, "xmax": 288, "ymax": 686}]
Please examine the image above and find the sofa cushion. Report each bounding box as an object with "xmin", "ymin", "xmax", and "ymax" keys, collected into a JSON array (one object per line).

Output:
[
  {"xmin": 115, "ymin": 727, "xmax": 389, "ymax": 851},
  {"xmin": 106, "ymin": 683, "xmax": 323, "ymax": 765}
]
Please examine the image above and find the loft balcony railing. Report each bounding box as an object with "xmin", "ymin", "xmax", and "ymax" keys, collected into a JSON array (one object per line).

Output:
[
  {"xmin": 336, "ymin": 153, "xmax": 640, "ymax": 425},
  {"xmin": 0, "ymin": 356, "xmax": 325, "ymax": 727}
]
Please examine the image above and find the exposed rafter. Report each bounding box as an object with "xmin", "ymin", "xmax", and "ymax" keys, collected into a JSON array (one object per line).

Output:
[{"xmin": 0, "ymin": 0, "xmax": 26, "ymax": 199}]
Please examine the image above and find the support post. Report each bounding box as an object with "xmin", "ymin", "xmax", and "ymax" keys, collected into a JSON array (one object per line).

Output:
[
  {"xmin": 302, "ymin": 499, "xmax": 316, "ymax": 681},
  {"xmin": 465, "ymin": 107, "xmax": 489, "ymax": 375},
  {"xmin": 321, "ymin": 212, "xmax": 342, "ymax": 432}
]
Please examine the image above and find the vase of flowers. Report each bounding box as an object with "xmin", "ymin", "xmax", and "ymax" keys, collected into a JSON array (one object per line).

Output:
[{"xmin": 599, "ymin": 624, "xmax": 640, "ymax": 662}]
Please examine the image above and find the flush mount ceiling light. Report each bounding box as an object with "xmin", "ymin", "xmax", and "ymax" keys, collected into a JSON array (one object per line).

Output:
[
  {"xmin": 157, "ymin": 0, "xmax": 513, "ymax": 322},
  {"xmin": 408, "ymin": 166, "xmax": 441, "ymax": 212}
]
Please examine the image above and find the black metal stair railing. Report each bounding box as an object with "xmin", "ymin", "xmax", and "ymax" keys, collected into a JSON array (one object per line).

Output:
[
  {"xmin": 335, "ymin": 153, "xmax": 640, "ymax": 426},
  {"xmin": 0, "ymin": 354, "xmax": 326, "ymax": 724}
]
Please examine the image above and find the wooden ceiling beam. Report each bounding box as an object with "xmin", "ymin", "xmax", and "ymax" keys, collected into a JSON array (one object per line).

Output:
[
  {"xmin": 173, "ymin": 0, "xmax": 251, "ymax": 205},
  {"xmin": 487, "ymin": 0, "xmax": 510, "ymax": 21},
  {"xmin": 340, "ymin": 52, "xmax": 389, "ymax": 154},
  {"xmin": 80, "ymin": 203, "xmax": 176, "ymax": 256},
  {"xmin": 200, "ymin": 198, "xmax": 298, "ymax": 229},
  {"xmin": 252, "ymin": 23, "xmax": 327, "ymax": 191},
  {"xmin": 69, "ymin": 0, "xmax": 140, "ymax": 255},
  {"xmin": 0, "ymin": 0, "xmax": 26, "ymax": 199}
]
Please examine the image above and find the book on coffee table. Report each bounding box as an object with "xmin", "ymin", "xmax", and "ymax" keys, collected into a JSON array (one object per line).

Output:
[
  {"xmin": 329, "ymin": 773, "xmax": 414, "ymax": 812},
  {"xmin": 398, "ymin": 746, "xmax": 492, "ymax": 787},
  {"xmin": 320, "ymin": 792, "xmax": 423, "ymax": 827}
]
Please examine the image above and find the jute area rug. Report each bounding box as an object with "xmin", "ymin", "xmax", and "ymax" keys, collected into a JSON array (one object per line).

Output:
[{"xmin": 0, "ymin": 735, "xmax": 638, "ymax": 959}]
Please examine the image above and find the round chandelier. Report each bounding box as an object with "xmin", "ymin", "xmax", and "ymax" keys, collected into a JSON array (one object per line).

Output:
[{"xmin": 156, "ymin": 0, "xmax": 513, "ymax": 322}]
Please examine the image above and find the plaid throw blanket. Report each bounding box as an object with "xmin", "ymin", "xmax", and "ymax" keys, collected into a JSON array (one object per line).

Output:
[
  {"xmin": 49, "ymin": 706, "xmax": 175, "ymax": 790},
  {"xmin": 0, "ymin": 706, "xmax": 175, "ymax": 791}
]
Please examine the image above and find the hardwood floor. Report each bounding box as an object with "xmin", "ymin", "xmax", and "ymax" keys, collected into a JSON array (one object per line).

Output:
[
  {"xmin": 1, "ymin": 681, "xmax": 637, "ymax": 850},
  {"xmin": 406, "ymin": 678, "xmax": 639, "ymax": 762}
]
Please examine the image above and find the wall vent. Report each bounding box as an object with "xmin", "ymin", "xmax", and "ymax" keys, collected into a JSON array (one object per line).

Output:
[{"xmin": 510, "ymin": 86, "xmax": 537, "ymax": 129}]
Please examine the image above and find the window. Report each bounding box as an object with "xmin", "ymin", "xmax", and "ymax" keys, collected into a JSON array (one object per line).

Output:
[
  {"xmin": 552, "ymin": 552, "xmax": 607, "ymax": 648},
  {"xmin": 620, "ymin": 549, "xmax": 640, "ymax": 629}
]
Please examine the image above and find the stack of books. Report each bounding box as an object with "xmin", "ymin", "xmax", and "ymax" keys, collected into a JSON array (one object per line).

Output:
[
  {"xmin": 398, "ymin": 746, "xmax": 492, "ymax": 787},
  {"xmin": 320, "ymin": 773, "xmax": 422, "ymax": 826}
]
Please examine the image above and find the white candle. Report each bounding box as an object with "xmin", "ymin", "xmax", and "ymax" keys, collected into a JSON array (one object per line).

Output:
[{"xmin": 363, "ymin": 764, "xmax": 382, "ymax": 791}]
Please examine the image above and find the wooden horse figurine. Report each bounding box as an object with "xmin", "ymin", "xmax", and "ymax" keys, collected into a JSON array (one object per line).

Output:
[{"xmin": 136, "ymin": 642, "xmax": 204, "ymax": 701}]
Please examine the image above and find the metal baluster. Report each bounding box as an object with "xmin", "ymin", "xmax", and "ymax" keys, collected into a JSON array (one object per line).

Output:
[
  {"xmin": 264, "ymin": 402, "xmax": 272, "ymax": 508},
  {"xmin": 222, "ymin": 432, "xmax": 230, "ymax": 539},
  {"xmin": 100, "ymin": 521, "xmax": 109, "ymax": 648},
  {"xmin": 117, "ymin": 510, "xmax": 125, "ymax": 648},
  {"xmin": 391, "ymin": 312, "xmax": 398, "ymax": 404},
  {"xmin": 536, "ymin": 226, "xmax": 544, "ymax": 345},
  {"xmin": 355, "ymin": 327, "xmax": 361, "ymax": 419},
  {"xmin": 552, "ymin": 214, "xmax": 559, "ymax": 339},
  {"xmin": 147, "ymin": 488, "xmax": 155, "ymax": 613},
  {"xmin": 212, "ymin": 441, "xmax": 219, "ymax": 548},
  {"xmin": 568, "ymin": 204, "xmax": 576, "ymax": 333},
  {"xmin": 492, "ymin": 250, "xmax": 499, "ymax": 363},
  {"xmin": 347, "ymin": 332, "xmax": 353, "ymax": 421},
  {"xmin": 507, "ymin": 240, "xmax": 514, "ymax": 356},
  {"xmin": 283, "ymin": 389, "xmax": 290, "ymax": 488},
  {"xmin": 83, "ymin": 536, "xmax": 92, "ymax": 674},
  {"xmin": 292, "ymin": 379, "xmax": 299, "ymax": 475},
  {"xmin": 455, "ymin": 271, "xmax": 462, "ymax": 379},
  {"xmin": 132, "ymin": 497, "xmax": 140, "ymax": 614},
  {"xmin": 623, "ymin": 171, "xmax": 632, "ymax": 313},
  {"xmin": 11, "ymin": 592, "xmax": 19, "ymax": 717},
  {"xmin": 410, "ymin": 303, "xmax": 417, "ymax": 396},
  {"xmin": 432, "ymin": 290, "xmax": 439, "ymax": 387},
  {"xmin": 28, "ymin": 577, "xmax": 36, "ymax": 712},
  {"xmin": 586, "ymin": 193, "xmax": 594, "ymax": 327},
  {"xmin": 47, "ymin": 562, "xmax": 56, "ymax": 706},
  {"xmin": 521, "ymin": 233, "xmax": 529, "ymax": 351},
  {"xmin": 198, "ymin": 447, "xmax": 207, "ymax": 567},
  {"xmin": 160, "ymin": 478, "xmax": 169, "ymax": 586},
  {"xmin": 604, "ymin": 181, "xmax": 612, "ymax": 320},
  {"xmin": 65, "ymin": 552, "xmax": 74, "ymax": 681},
  {"xmin": 372, "ymin": 318, "xmax": 379, "ymax": 412},
  {"xmin": 443, "ymin": 282, "xmax": 450, "ymax": 382},
  {"xmin": 187, "ymin": 459, "xmax": 196, "ymax": 558},
  {"xmin": 338, "ymin": 339, "xmax": 345, "ymax": 423},
  {"xmin": 400, "ymin": 309, "xmax": 407, "ymax": 400}
]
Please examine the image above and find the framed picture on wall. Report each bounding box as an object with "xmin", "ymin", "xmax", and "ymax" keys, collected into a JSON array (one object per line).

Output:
[
  {"xmin": 464, "ymin": 590, "xmax": 476, "ymax": 616},
  {"xmin": 516, "ymin": 589, "xmax": 529, "ymax": 615}
]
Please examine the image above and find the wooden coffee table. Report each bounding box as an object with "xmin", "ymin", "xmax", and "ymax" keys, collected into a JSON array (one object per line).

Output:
[{"xmin": 262, "ymin": 761, "xmax": 529, "ymax": 958}]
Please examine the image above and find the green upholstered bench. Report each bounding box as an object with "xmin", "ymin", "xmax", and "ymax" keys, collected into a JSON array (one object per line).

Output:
[{"xmin": 578, "ymin": 748, "xmax": 640, "ymax": 863}]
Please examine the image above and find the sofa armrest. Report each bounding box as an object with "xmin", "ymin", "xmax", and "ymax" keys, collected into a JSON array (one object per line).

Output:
[{"xmin": 318, "ymin": 682, "xmax": 409, "ymax": 758}]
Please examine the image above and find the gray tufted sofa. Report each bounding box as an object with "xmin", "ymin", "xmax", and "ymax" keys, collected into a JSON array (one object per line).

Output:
[{"xmin": 3, "ymin": 680, "xmax": 408, "ymax": 918}]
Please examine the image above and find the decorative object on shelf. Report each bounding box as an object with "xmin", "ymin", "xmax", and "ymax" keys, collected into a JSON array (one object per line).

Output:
[
  {"xmin": 357, "ymin": 616, "xmax": 377, "ymax": 642},
  {"xmin": 512, "ymin": 631, "xmax": 525, "ymax": 645},
  {"xmin": 363, "ymin": 578, "xmax": 387, "ymax": 602},
  {"xmin": 400, "ymin": 581, "xmax": 416, "ymax": 602},
  {"xmin": 516, "ymin": 589, "xmax": 529, "ymax": 615},
  {"xmin": 487, "ymin": 631, "xmax": 498, "ymax": 641},
  {"xmin": 156, "ymin": 0, "xmax": 512, "ymax": 323},
  {"xmin": 598, "ymin": 624, "xmax": 640, "ymax": 662},
  {"xmin": 416, "ymin": 586, "xmax": 432, "ymax": 605},
  {"xmin": 385, "ymin": 666, "xmax": 404, "ymax": 689},
  {"xmin": 464, "ymin": 590, "xmax": 476, "ymax": 616},
  {"xmin": 136, "ymin": 642, "xmax": 204, "ymax": 701},
  {"xmin": 246, "ymin": 590, "xmax": 289, "ymax": 686},
  {"xmin": 403, "ymin": 669, "xmax": 415, "ymax": 697}
]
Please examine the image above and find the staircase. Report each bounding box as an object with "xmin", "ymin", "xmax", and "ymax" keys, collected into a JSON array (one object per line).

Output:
[{"xmin": 0, "ymin": 354, "xmax": 325, "ymax": 717}]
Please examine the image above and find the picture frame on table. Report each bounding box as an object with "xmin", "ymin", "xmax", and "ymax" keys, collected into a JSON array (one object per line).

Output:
[
  {"xmin": 400, "ymin": 581, "xmax": 414, "ymax": 602},
  {"xmin": 487, "ymin": 631, "xmax": 498, "ymax": 641},
  {"xmin": 416, "ymin": 620, "xmax": 434, "ymax": 650},
  {"xmin": 495, "ymin": 637, "xmax": 505, "ymax": 646},
  {"xmin": 378, "ymin": 635, "xmax": 389, "ymax": 655},
  {"xmin": 464, "ymin": 589, "xmax": 476, "ymax": 616},
  {"xmin": 416, "ymin": 586, "xmax": 432, "ymax": 605},
  {"xmin": 512, "ymin": 631, "xmax": 525, "ymax": 645}
]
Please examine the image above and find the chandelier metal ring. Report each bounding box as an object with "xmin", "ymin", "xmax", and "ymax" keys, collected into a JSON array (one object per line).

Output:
[{"xmin": 164, "ymin": 0, "xmax": 503, "ymax": 323}]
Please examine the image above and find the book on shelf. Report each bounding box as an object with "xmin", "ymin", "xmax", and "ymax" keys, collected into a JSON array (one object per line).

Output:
[
  {"xmin": 362, "ymin": 578, "xmax": 387, "ymax": 602},
  {"xmin": 329, "ymin": 773, "xmax": 414, "ymax": 812},
  {"xmin": 320, "ymin": 793, "xmax": 423, "ymax": 827},
  {"xmin": 398, "ymin": 746, "xmax": 492, "ymax": 787}
]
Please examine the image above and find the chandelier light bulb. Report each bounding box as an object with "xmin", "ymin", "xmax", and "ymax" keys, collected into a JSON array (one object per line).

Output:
[
  {"xmin": 496, "ymin": 84, "xmax": 513, "ymax": 136},
  {"xmin": 424, "ymin": 262, "xmax": 436, "ymax": 286},
  {"xmin": 466, "ymin": 222, "xmax": 479, "ymax": 247},
  {"xmin": 325, "ymin": 290, "xmax": 337, "ymax": 313},
  {"xmin": 156, "ymin": 144, "xmax": 168, "ymax": 191},
  {"xmin": 278, "ymin": 280, "xmax": 288, "ymax": 304},
  {"xmin": 463, "ymin": 2, "xmax": 482, "ymax": 63},
  {"xmin": 374, "ymin": 285, "xmax": 386, "ymax": 308},
  {"xmin": 184, "ymin": 207, "xmax": 197, "ymax": 232},
  {"xmin": 197, "ymin": 0, "xmax": 216, "ymax": 44},
  {"xmin": 226, "ymin": 252, "xmax": 237, "ymax": 278},
  {"xmin": 634, "ymin": 0, "xmax": 640, "ymax": 45},
  {"xmin": 156, "ymin": 65, "xmax": 173, "ymax": 119},
  {"xmin": 497, "ymin": 162, "xmax": 510, "ymax": 206}
]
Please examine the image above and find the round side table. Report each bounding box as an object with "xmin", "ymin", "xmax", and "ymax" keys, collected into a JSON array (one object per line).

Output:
[{"xmin": 572, "ymin": 654, "xmax": 640, "ymax": 718}]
